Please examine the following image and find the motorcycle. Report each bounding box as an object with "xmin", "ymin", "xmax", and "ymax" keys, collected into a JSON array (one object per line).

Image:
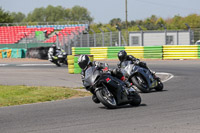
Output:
[
  {"xmin": 48, "ymin": 50, "xmax": 68, "ymax": 67},
  {"xmin": 83, "ymin": 65, "xmax": 141, "ymax": 109},
  {"xmin": 119, "ymin": 60, "xmax": 163, "ymax": 93}
]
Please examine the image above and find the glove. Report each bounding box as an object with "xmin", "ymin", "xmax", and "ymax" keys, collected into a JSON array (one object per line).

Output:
[
  {"xmin": 135, "ymin": 59, "xmax": 140, "ymax": 65},
  {"xmin": 117, "ymin": 63, "xmax": 121, "ymax": 68},
  {"xmin": 102, "ymin": 67, "xmax": 109, "ymax": 73},
  {"xmin": 139, "ymin": 61, "xmax": 147, "ymax": 68}
]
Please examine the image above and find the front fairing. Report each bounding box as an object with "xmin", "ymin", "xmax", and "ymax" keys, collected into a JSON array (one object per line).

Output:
[
  {"xmin": 121, "ymin": 61, "xmax": 157, "ymax": 89},
  {"xmin": 121, "ymin": 61, "xmax": 134, "ymax": 77},
  {"xmin": 83, "ymin": 66, "xmax": 101, "ymax": 89},
  {"xmin": 134, "ymin": 66, "xmax": 157, "ymax": 88}
]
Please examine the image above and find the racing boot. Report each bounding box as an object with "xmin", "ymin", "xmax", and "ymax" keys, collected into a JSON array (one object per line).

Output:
[
  {"xmin": 124, "ymin": 79, "xmax": 132, "ymax": 88},
  {"xmin": 150, "ymin": 69, "xmax": 157, "ymax": 79},
  {"xmin": 124, "ymin": 80, "xmax": 133, "ymax": 95}
]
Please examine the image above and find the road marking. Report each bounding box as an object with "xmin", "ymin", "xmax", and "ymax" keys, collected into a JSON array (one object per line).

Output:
[
  {"xmin": 156, "ymin": 72, "xmax": 174, "ymax": 82},
  {"xmin": 0, "ymin": 64, "xmax": 8, "ymax": 66},
  {"xmin": 17, "ymin": 64, "xmax": 54, "ymax": 66}
]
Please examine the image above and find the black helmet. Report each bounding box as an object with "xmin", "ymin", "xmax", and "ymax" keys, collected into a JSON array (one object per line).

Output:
[
  {"xmin": 78, "ymin": 55, "xmax": 91, "ymax": 70},
  {"xmin": 118, "ymin": 50, "xmax": 127, "ymax": 61}
]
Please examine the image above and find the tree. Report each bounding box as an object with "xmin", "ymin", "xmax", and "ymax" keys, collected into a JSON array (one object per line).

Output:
[
  {"xmin": 25, "ymin": 7, "xmax": 46, "ymax": 22},
  {"xmin": 11, "ymin": 12, "xmax": 26, "ymax": 22},
  {"xmin": 45, "ymin": 5, "xmax": 65, "ymax": 22},
  {"xmin": 155, "ymin": 17, "xmax": 166, "ymax": 30},
  {"xmin": 184, "ymin": 14, "xmax": 200, "ymax": 28},
  {"xmin": 143, "ymin": 15, "xmax": 159, "ymax": 30},
  {"xmin": 109, "ymin": 18, "xmax": 122, "ymax": 26},
  {"xmin": 0, "ymin": 7, "xmax": 13, "ymax": 23},
  {"xmin": 23, "ymin": 5, "xmax": 93, "ymax": 23},
  {"xmin": 69, "ymin": 5, "xmax": 93, "ymax": 22},
  {"xmin": 168, "ymin": 15, "xmax": 184, "ymax": 29}
]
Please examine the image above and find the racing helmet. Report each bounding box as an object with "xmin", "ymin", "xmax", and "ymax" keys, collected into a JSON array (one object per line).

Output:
[
  {"xmin": 52, "ymin": 44, "xmax": 56, "ymax": 47},
  {"xmin": 78, "ymin": 55, "xmax": 91, "ymax": 70},
  {"xmin": 51, "ymin": 44, "xmax": 56, "ymax": 49},
  {"xmin": 118, "ymin": 50, "xmax": 127, "ymax": 62}
]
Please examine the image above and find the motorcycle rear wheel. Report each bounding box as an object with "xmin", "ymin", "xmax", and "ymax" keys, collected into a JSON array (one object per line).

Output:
[
  {"xmin": 129, "ymin": 92, "xmax": 141, "ymax": 106},
  {"xmin": 96, "ymin": 87, "xmax": 117, "ymax": 109},
  {"xmin": 131, "ymin": 74, "xmax": 150, "ymax": 93}
]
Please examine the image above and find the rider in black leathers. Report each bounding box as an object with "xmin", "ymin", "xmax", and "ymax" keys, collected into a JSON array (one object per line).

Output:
[
  {"xmin": 78, "ymin": 55, "xmax": 132, "ymax": 104},
  {"xmin": 117, "ymin": 50, "xmax": 154, "ymax": 75}
]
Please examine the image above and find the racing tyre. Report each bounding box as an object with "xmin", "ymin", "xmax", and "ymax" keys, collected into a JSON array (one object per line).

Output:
[
  {"xmin": 96, "ymin": 87, "xmax": 117, "ymax": 109},
  {"xmin": 154, "ymin": 79, "xmax": 164, "ymax": 91},
  {"xmin": 55, "ymin": 61, "xmax": 61, "ymax": 67},
  {"xmin": 131, "ymin": 74, "xmax": 150, "ymax": 93},
  {"xmin": 129, "ymin": 92, "xmax": 141, "ymax": 106}
]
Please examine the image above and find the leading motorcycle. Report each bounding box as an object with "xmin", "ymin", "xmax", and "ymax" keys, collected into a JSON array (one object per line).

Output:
[
  {"xmin": 83, "ymin": 65, "xmax": 141, "ymax": 109},
  {"xmin": 119, "ymin": 60, "xmax": 163, "ymax": 93}
]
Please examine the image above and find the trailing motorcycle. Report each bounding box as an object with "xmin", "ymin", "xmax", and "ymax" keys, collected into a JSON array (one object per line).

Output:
[
  {"xmin": 48, "ymin": 50, "xmax": 68, "ymax": 67},
  {"xmin": 83, "ymin": 65, "xmax": 141, "ymax": 109},
  {"xmin": 119, "ymin": 60, "xmax": 163, "ymax": 93}
]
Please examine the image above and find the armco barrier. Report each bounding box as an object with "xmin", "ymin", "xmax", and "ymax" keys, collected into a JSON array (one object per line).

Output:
[
  {"xmin": 67, "ymin": 55, "xmax": 94, "ymax": 74},
  {"xmin": 144, "ymin": 46, "xmax": 163, "ymax": 59},
  {"xmin": 90, "ymin": 47, "xmax": 108, "ymax": 60},
  {"xmin": 163, "ymin": 45, "xmax": 198, "ymax": 59},
  {"xmin": 11, "ymin": 49, "xmax": 26, "ymax": 58},
  {"xmin": 0, "ymin": 48, "xmax": 12, "ymax": 58},
  {"xmin": 125, "ymin": 46, "xmax": 144, "ymax": 59},
  {"xmin": 198, "ymin": 45, "xmax": 200, "ymax": 59},
  {"xmin": 71, "ymin": 45, "xmax": 200, "ymax": 60},
  {"xmin": 107, "ymin": 47, "xmax": 125, "ymax": 59},
  {"xmin": 0, "ymin": 49, "xmax": 2, "ymax": 58},
  {"xmin": 0, "ymin": 48, "xmax": 26, "ymax": 58},
  {"xmin": 72, "ymin": 47, "xmax": 90, "ymax": 55}
]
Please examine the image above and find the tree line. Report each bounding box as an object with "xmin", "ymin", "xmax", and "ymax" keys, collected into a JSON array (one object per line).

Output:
[
  {"xmin": 1, "ymin": 5, "xmax": 200, "ymax": 33},
  {"xmin": 0, "ymin": 5, "xmax": 93, "ymax": 23}
]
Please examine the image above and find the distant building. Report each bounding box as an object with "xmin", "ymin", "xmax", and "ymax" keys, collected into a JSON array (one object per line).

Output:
[{"xmin": 129, "ymin": 30, "xmax": 192, "ymax": 46}]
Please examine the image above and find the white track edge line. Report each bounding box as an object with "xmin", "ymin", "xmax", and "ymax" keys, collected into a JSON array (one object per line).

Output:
[{"xmin": 156, "ymin": 72, "xmax": 174, "ymax": 83}]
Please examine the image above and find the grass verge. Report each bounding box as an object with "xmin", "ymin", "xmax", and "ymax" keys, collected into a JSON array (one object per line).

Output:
[{"xmin": 0, "ymin": 85, "xmax": 91, "ymax": 107}]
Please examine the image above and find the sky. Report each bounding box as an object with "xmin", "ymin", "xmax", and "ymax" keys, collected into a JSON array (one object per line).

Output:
[{"xmin": 0, "ymin": 0, "xmax": 200, "ymax": 23}]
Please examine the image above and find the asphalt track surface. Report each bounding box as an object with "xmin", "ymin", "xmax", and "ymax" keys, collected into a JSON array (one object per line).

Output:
[{"xmin": 0, "ymin": 59, "xmax": 200, "ymax": 133}]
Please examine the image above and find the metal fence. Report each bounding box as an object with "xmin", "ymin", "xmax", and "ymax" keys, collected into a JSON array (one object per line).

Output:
[
  {"xmin": 3, "ymin": 26, "xmax": 200, "ymax": 55},
  {"xmin": 60, "ymin": 29, "xmax": 199, "ymax": 54},
  {"xmin": 57, "ymin": 31, "xmax": 127, "ymax": 54}
]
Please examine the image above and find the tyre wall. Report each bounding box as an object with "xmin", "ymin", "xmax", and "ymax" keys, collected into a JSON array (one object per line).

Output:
[{"xmin": 67, "ymin": 55, "xmax": 94, "ymax": 74}]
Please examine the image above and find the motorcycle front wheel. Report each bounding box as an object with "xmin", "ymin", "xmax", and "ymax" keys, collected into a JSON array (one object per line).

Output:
[
  {"xmin": 131, "ymin": 74, "xmax": 150, "ymax": 93},
  {"xmin": 96, "ymin": 87, "xmax": 117, "ymax": 109},
  {"xmin": 154, "ymin": 79, "xmax": 164, "ymax": 91},
  {"xmin": 55, "ymin": 61, "xmax": 61, "ymax": 67}
]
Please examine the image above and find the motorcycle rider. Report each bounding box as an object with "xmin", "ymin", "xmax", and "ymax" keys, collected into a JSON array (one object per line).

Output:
[
  {"xmin": 48, "ymin": 44, "xmax": 65, "ymax": 62},
  {"xmin": 117, "ymin": 50, "xmax": 154, "ymax": 75},
  {"xmin": 48, "ymin": 44, "xmax": 58, "ymax": 61},
  {"xmin": 78, "ymin": 55, "xmax": 133, "ymax": 104}
]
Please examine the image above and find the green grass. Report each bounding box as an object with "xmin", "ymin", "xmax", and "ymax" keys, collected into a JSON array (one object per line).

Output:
[{"xmin": 0, "ymin": 85, "xmax": 90, "ymax": 107}]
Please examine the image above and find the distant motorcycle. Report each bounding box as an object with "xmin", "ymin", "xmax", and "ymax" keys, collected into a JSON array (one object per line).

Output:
[
  {"xmin": 120, "ymin": 60, "xmax": 163, "ymax": 93},
  {"xmin": 48, "ymin": 50, "xmax": 68, "ymax": 67},
  {"xmin": 83, "ymin": 65, "xmax": 141, "ymax": 109}
]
